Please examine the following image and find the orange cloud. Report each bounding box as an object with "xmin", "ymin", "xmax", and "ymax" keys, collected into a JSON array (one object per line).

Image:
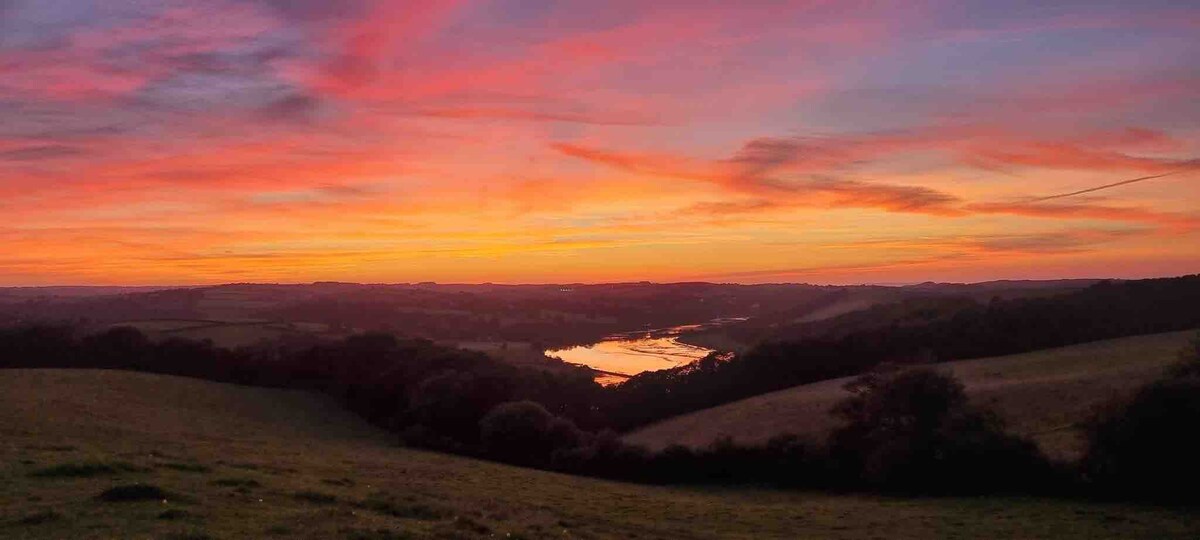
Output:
[{"xmin": 967, "ymin": 201, "xmax": 1200, "ymax": 230}]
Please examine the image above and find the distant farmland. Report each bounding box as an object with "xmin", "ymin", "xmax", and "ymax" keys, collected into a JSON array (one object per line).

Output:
[
  {"xmin": 111, "ymin": 319, "xmax": 335, "ymax": 348},
  {"xmin": 625, "ymin": 331, "xmax": 1197, "ymax": 460}
]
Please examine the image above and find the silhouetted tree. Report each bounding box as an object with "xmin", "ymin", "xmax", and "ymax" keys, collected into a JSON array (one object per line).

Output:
[
  {"xmin": 830, "ymin": 368, "xmax": 1049, "ymax": 493},
  {"xmin": 1083, "ymin": 334, "xmax": 1200, "ymax": 500},
  {"xmin": 1166, "ymin": 332, "xmax": 1200, "ymax": 378},
  {"xmin": 479, "ymin": 401, "xmax": 561, "ymax": 465}
]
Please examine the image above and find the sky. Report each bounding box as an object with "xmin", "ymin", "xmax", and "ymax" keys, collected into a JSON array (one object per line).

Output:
[{"xmin": 1, "ymin": 0, "xmax": 1198, "ymax": 285}]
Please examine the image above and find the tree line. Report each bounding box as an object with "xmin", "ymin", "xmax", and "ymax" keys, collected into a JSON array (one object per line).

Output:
[{"xmin": 608, "ymin": 275, "xmax": 1200, "ymax": 429}]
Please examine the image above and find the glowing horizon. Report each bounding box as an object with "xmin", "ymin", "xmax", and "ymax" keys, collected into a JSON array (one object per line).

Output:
[{"xmin": 2, "ymin": 1, "xmax": 1198, "ymax": 286}]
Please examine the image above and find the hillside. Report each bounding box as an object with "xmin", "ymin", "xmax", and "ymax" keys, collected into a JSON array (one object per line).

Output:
[
  {"xmin": 677, "ymin": 279, "xmax": 1098, "ymax": 351},
  {"xmin": 3, "ymin": 370, "xmax": 1199, "ymax": 539},
  {"xmin": 609, "ymin": 276, "xmax": 1200, "ymax": 430},
  {"xmin": 625, "ymin": 331, "xmax": 1196, "ymax": 460}
]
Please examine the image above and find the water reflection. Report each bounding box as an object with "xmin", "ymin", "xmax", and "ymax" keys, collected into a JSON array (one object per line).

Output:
[{"xmin": 548, "ymin": 320, "xmax": 741, "ymax": 385}]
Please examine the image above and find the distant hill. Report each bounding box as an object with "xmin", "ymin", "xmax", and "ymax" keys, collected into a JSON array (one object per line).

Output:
[
  {"xmin": 0, "ymin": 282, "xmax": 841, "ymax": 347},
  {"xmin": 2, "ymin": 369, "xmax": 1197, "ymax": 539},
  {"xmin": 625, "ymin": 331, "xmax": 1196, "ymax": 460},
  {"xmin": 0, "ymin": 286, "xmax": 179, "ymax": 300},
  {"xmin": 0, "ymin": 279, "xmax": 1101, "ymax": 351}
]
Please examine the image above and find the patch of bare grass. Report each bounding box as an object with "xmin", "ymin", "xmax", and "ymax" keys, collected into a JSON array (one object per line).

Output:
[{"xmin": 31, "ymin": 461, "xmax": 145, "ymax": 478}]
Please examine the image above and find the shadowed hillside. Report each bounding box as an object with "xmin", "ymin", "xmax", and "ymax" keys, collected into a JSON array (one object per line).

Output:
[
  {"xmin": 3, "ymin": 369, "xmax": 1200, "ymax": 539},
  {"xmin": 625, "ymin": 331, "xmax": 1195, "ymax": 459}
]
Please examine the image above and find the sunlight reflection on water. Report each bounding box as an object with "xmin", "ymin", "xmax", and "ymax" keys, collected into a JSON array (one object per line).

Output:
[{"xmin": 547, "ymin": 320, "xmax": 742, "ymax": 385}]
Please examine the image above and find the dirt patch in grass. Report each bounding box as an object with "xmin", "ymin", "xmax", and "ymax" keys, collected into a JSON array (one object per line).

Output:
[
  {"xmin": 354, "ymin": 492, "xmax": 449, "ymax": 520},
  {"xmin": 96, "ymin": 484, "xmax": 174, "ymax": 502},
  {"xmin": 212, "ymin": 477, "xmax": 261, "ymax": 489},
  {"xmin": 158, "ymin": 509, "xmax": 192, "ymax": 520},
  {"xmin": 293, "ymin": 490, "xmax": 337, "ymax": 505},
  {"xmin": 431, "ymin": 515, "xmax": 492, "ymax": 537},
  {"xmin": 160, "ymin": 462, "xmax": 212, "ymax": 473},
  {"xmin": 14, "ymin": 509, "xmax": 63, "ymax": 525},
  {"xmin": 218, "ymin": 461, "xmax": 296, "ymax": 475},
  {"xmin": 160, "ymin": 530, "xmax": 214, "ymax": 540},
  {"xmin": 264, "ymin": 524, "xmax": 294, "ymax": 536},
  {"xmin": 341, "ymin": 527, "xmax": 418, "ymax": 540},
  {"xmin": 24, "ymin": 444, "xmax": 77, "ymax": 452}
]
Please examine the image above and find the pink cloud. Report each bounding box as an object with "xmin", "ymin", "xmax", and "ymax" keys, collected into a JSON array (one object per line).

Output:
[
  {"xmin": 0, "ymin": 1, "xmax": 279, "ymax": 100},
  {"xmin": 553, "ymin": 128, "xmax": 1198, "ymax": 225}
]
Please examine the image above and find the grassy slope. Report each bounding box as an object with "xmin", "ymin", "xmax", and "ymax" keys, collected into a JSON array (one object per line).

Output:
[
  {"xmin": 626, "ymin": 331, "xmax": 1196, "ymax": 460},
  {"xmin": 2, "ymin": 370, "xmax": 1198, "ymax": 539}
]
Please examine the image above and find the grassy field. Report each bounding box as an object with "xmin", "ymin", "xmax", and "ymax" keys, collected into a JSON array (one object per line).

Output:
[
  {"xmin": 2, "ymin": 369, "xmax": 1199, "ymax": 539},
  {"xmin": 626, "ymin": 331, "xmax": 1197, "ymax": 460}
]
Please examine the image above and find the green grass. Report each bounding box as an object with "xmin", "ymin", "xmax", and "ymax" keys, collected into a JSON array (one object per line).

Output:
[
  {"xmin": 2, "ymin": 368, "xmax": 1198, "ymax": 539},
  {"xmin": 31, "ymin": 461, "xmax": 145, "ymax": 478},
  {"xmin": 626, "ymin": 331, "xmax": 1197, "ymax": 460},
  {"xmin": 160, "ymin": 463, "xmax": 212, "ymax": 474}
]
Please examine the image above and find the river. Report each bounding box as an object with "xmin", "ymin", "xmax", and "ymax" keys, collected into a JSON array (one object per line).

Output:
[{"xmin": 547, "ymin": 319, "xmax": 743, "ymax": 385}]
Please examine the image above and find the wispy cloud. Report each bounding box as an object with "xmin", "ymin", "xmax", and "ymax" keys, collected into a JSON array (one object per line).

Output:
[{"xmin": 1, "ymin": 0, "xmax": 1198, "ymax": 284}]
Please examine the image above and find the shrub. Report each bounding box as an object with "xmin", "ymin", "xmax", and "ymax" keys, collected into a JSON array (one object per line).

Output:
[
  {"xmin": 411, "ymin": 371, "xmax": 513, "ymax": 443},
  {"xmin": 479, "ymin": 401, "xmax": 577, "ymax": 466},
  {"xmin": 649, "ymin": 444, "xmax": 698, "ymax": 482},
  {"xmin": 546, "ymin": 417, "xmax": 585, "ymax": 451},
  {"xmin": 14, "ymin": 509, "xmax": 62, "ymax": 525},
  {"xmin": 1082, "ymin": 377, "xmax": 1200, "ymax": 500},
  {"xmin": 550, "ymin": 429, "xmax": 649, "ymax": 479},
  {"xmin": 1165, "ymin": 332, "xmax": 1200, "ymax": 378},
  {"xmin": 830, "ymin": 368, "xmax": 1050, "ymax": 493},
  {"xmin": 760, "ymin": 433, "xmax": 831, "ymax": 487}
]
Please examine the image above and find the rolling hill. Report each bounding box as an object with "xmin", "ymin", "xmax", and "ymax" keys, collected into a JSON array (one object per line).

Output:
[
  {"xmin": 625, "ymin": 331, "xmax": 1196, "ymax": 460},
  {"xmin": 3, "ymin": 369, "xmax": 1198, "ymax": 539}
]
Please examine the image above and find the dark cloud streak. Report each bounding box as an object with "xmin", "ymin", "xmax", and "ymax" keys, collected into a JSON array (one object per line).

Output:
[
  {"xmin": 1028, "ymin": 167, "xmax": 1196, "ymax": 202},
  {"xmin": 0, "ymin": 145, "xmax": 85, "ymax": 161}
]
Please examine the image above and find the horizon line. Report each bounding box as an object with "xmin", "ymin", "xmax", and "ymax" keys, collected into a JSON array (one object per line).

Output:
[{"xmin": 0, "ymin": 275, "xmax": 1179, "ymax": 291}]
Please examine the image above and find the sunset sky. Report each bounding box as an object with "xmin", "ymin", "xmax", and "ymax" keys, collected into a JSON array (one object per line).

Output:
[{"xmin": 1, "ymin": 0, "xmax": 1197, "ymax": 285}]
